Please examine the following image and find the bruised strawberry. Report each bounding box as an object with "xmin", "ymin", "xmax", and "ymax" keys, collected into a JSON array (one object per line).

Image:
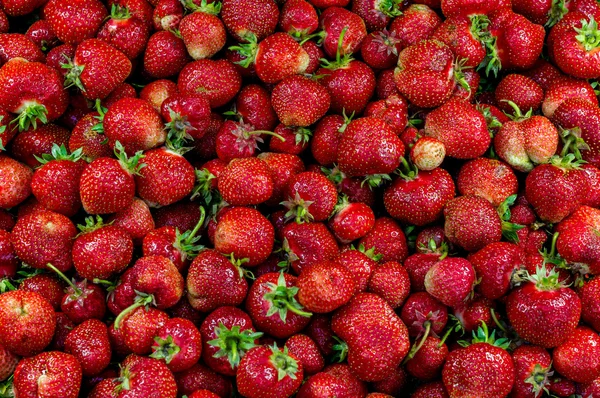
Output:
[{"xmin": 457, "ymin": 158, "xmax": 518, "ymax": 207}]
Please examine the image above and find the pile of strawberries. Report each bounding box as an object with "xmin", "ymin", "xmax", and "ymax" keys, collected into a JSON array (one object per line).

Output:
[{"xmin": 1, "ymin": 0, "xmax": 600, "ymax": 396}]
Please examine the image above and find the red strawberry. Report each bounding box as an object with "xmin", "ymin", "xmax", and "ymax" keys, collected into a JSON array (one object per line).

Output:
[
  {"xmin": 507, "ymin": 265, "xmax": 581, "ymax": 348},
  {"xmin": 150, "ymin": 317, "xmax": 202, "ymax": 372},
  {"xmin": 178, "ymin": 59, "xmax": 242, "ymax": 108},
  {"xmin": 175, "ymin": 363, "xmax": 233, "ymax": 397},
  {"xmin": 279, "ymin": 0, "xmax": 319, "ymax": 38},
  {"xmin": 511, "ymin": 344, "xmax": 552, "ymax": 398},
  {"xmin": 424, "ymin": 257, "xmax": 475, "ymax": 307},
  {"xmin": 44, "ymin": 0, "xmax": 107, "ymax": 45},
  {"xmin": 68, "ymin": 106, "xmax": 112, "ymax": 163},
  {"xmin": 283, "ymin": 171, "xmax": 337, "ymax": 223},
  {"xmin": 79, "ymin": 142, "xmax": 144, "ymax": 214},
  {"xmin": 118, "ymin": 306, "xmax": 170, "ymax": 355},
  {"xmin": 245, "ymin": 272, "xmax": 312, "ymax": 338},
  {"xmin": 364, "ymin": 94, "xmax": 408, "ymax": 135},
  {"xmin": 442, "ymin": 324, "xmax": 514, "ymax": 397},
  {"xmin": 284, "ymin": 334, "xmax": 324, "ymax": 375},
  {"xmin": 0, "ymin": 155, "xmax": 32, "ymax": 209},
  {"xmin": 218, "ymin": 157, "xmax": 274, "ymax": 206},
  {"xmin": 179, "ymin": 1, "xmax": 225, "ymax": 60},
  {"xmin": 297, "ymin": 260, "xmax": 355, "ymax": 313},
  {"xmin": 152, "ymin": 0, "xmax": 184, "ymax": 31},
  {"xmin": 221, "ymin": 0, "xmax": 279, "ymax": 42},
  {"xmin": 542, "ymin": 77, "xmax": 597, "ymax": 118},
  {"xmin": 337, "ymin": 246, "xmax": 379, "ymax": 293},
  {"xmin": 495, "ymin": 74, "xmax": 544, "ymax": 113},
  {"xmin": 280, "ymin": 221, "xmax": 339, "ymax": 274},
  {"xmin": 237, "ymin": 344, "xmax": 304, "ymax": 398},
  {"xmin": 258, "ymin": 152, "xmax": 305, "ymax": 206},
  {"xmin": 389, "ymin": 4, "xmax": 441, "ymax": 48},
  {"xmin": 97, "ymin": 5, "xmax": 149, "ymax": 60},
  {"xmin": 553, "ymin": 326, "xmax": 600, "ymax": 383},
  {"xmin": 424, "ymin": 98, "xmax": 490, "ymax": 159},
  {"xmin": 0, "ymin": 58, "xmax": 68, "ymax": 131},
  {"xmin": 1, "ymin": 0, "xmax": 47, "ymax": 16},
  {"xmin": 108, "ymin": 197, "xmax": 155, "ymax": 244},
  {"xmin": 0, "ymin": 342, "xmax": 17, "ymax": 381},
  {"xmin": 140, "ymin": 79, "xmax": 179, "ymax": 112},
  {"xmin": 405, "ymin": 335, "xmax": 449, "ymax": 381},
  {"xmin": 162, "ymin": 93, "xmax": 211, "ymax": 141},
  {"xmin": 329, "ymin": 195, "xmax": 375, "ymax": 243},
  {"xmin": 18, "ymin": 274, "xmax": 65, "ymax": 311},
  {"xmin": 444, "ymin": 195, "xmax": 502, "ymax": 252},
  {"xmin": 457, "ymin": 158, "xmax": 518, "ymax": 207},
  {"xmin": 360, "ymin": 30, "xmax": 402, "ymax": 70},
  {"xmin": 0, "ymin": 33, "xmax": 44, "ymax": 64},
  {"xmin": 271, "ymin": 75, "xmax": 330, "ymax": 127},
  {"xmin": 400, "ymin": 291, "xmax": 448, "ymax": 339},
  {"xmin": 13, "ymin": 351, "xmax": 82, "ymax": 398},
  {"xmin": 0, "ymin": 290, "xmax": 56, "ymax": 357},
  {"xmin": 412, "ymin": 381, "xmax": 449, "ymax": 398},
  {"xmin": 64, "ymin": 319, "xmax": 111, "ymax": 376},
  {"xmin": 186, "ymin": 249, "xmax": 248, "ymax": 312},
  {"xmin": 359, "ymin": 217, "xmax": 409, "ymax": 263},
  {"xmin": 108, "ymin": 0, "xmax": 154, "ymax": 28},
  {"xmin": 556, "ymin": 205, "xmax": 600, "ymax": 275},
  {"xmin": 432, "ymin": 16, "xmax": 486, "ymax": 67},
  {"xmin": 11, "ymin": 124, "xmax": 71, "ymax": 169},
  {"xmin": 143, "ymin": 30, "xmax": 192, "ymax": 79},
  {"xmin": 368, "ymin": 261, "xmax": 410, "ymax": 309},
  {"xmin": 580, "ymin": 277, "xmax": 600, "ymax": 332},
  {"xmin": 234, "ymin": 84, "xmax": 277, "ymax": 132},
  {"xmin": 319, "ymin": 7, "xmax": 367, "ymax": 57},
  {"xmin": 104, "ymin": 98, "xmax": 166, "ymax": 155},
  {"xmin": 332, "ymin": 293, "xmax": 410, "ymax": 381}
]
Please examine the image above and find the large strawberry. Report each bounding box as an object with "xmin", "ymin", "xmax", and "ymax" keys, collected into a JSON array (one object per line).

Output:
[
  {"xmin": 217, "ymin": 157, "xmax": 274, "ymax": 206},
  {"xmin": 221, "ymin": 0, "xmax": 279, "ymax": 42},
  {"xmin": 556, "ymin": 205, "xmax": 600, "ymax": 275},
  {"xmin": 319, "ymin": 7, "xmax": 367, "ymax": 58},
  {"xmin": 13, "ymin": 351, "xmax": 82, "ymax": 398},
  {"xmin": 507, "ymin": 265, "xmax": 581, "ymax": 348},
  {"xmin": 553, "ymin": 326, "xmax": 600, "ymax": 384},
  {"xmin": 143, "ymin": 30, "xmax": 191, "ymax": 79},
  {"xmin": 44, "ymin": 0, "xmax": 107, "ymax": 45},
  {"xmin": 64, "ymin": 318, "xmax": 111, "ymax": 376},
  {"xmin": 178, "ymin": 59, "xmax": 242, "ymax": 108},
  {"xmin": 457, "ymin": 158, "xmax": 518, "ymax": 207},
  {"xmin": 179, "ymin": 0, "xmax": 226, "ymax": 60},
  {"xmin": 424, "ymin": 257, "xmax": 476, "ymax": 307},
  {"xmin": 511, "ymin": 344, "xmax": 552, "ymax": 398}
]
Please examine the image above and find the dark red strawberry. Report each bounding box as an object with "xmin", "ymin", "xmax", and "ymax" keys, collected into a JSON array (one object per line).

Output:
[
  {"xmin": 553, "ymin": 98, "xmax": 600, "ymax": 168},
  {"xmin": 432, "ymin": 16, "xmax": 486, "ymax": 67},
  {"xmin": 44, "ymin": 0, "xmax": 107, "ymax": 45},
  {"xmin": 0, "ymin": 231, "xmax": 17, "ymax": 278},
  {"xmin": 364, "ymin": 94, "xmax": 408, "ymax": 135},
  {"xmin": 424, "ymin": 257, "xmax": 475, "ymax": 307},
  {"xmin": 496, "ymin": 74, "xmax": 544, "ymax": 113},
  {"xmin": 150, "ymin": 317, "xmax": 202, "ymax": 372},
  {"xmin": 176, "ymin": 362, "xmax": 233, "ymax": 397},
  {"xmin": 319, "ymin": 7, "xmax": 367, "ymax": 57},
  {"xmin": 0, "ymin": 33, "xmax": 44, "ymax": 64},
  {"xmin": 221, "ymin": 0, "xmax": 279, "ymax": 42},
  {"xmin": 271, "ymin": 75, "xmax": 330, "ymax": 127},
  {"xmin": 178, "ymin": 59, "xmax": 242, "ymax": 108},
  {"xmin": 13, "ymin": 351, "xmax": 82, "ymax": 398},
  {"xmin": 162, "ymin": 93, "xmax": 211, "ymax": 141},
  {"xmin": 511, "ymin": 344, "xmax": 552, "ymax": 398},
  {"xmin": 280, "ymin": 222, "xmax": 339, "ymax": 274},
  {"xmin": 64, "ymin": 319, "xmax": 111, "ymax": 376},
  {"xmin": 108, "ymin": 197, "xmax": 154, "ymax": 244},
  {"xmin": 368, "ymin": 261, "xmax": 410, "ymax": 309},
  {"xmin": 143, "ymin": 30, "xmax": 192, "ymax": 79},
  {"xmin": 556, "ymin": 205, "xmax": 600, "ymax": 275}
]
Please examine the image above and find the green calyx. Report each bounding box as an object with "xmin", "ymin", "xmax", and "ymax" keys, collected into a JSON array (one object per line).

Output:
[
  {"xmin": 497, "ymin": 194, "xmax": 525, "ymax": 243},
  {"xmin": 546, "ymin": 0, "xmax": 568, "ymax": 27},
  {"xmin": 115, "ymin": 365, "xmax": 132, "ymax": 393},
  {"xmin": 269, "ymin": 344, "xmax": 300, "ymax": 381},
  {"xmin": 575, "ymin": 16, "xmax": 600, "ymax": 52},
  {"xmin": 476, "ymin": 104, "xmax": 503, "ymax": 138},
  {"xmin": 281, "ymin": 191, "xmax": 315, "ymax": 224},
  {"xmin": 320, "ymin": 26, "xmax": 354, "ymax": 70},
  {"xmin": 321, "ymin": 165, "xmax": 346, "ymax": 185},
  {"xmin": 263, "ymin": 272, "xmax": 312, "ymax": 322},
  {"xmin": 560, "ymin": 127, "xmax": 590, "ymax": 159},
  {"xmin": 164, "ymin": 108, "xmax": 194, "ymax": 154},
  {"xmin": 361, "ymin": 173, "xmax": 392, "ymax": 189},
  {"xmin": 110, "ymin": 4, "xmax": 131, "ymax": 20},
  {"xmin": 416, "ymin": 239, "xmax": 449, "ymax": 259},
  {"xmin": 377, "ymin": 0, "xmax": 403, "ymax": 18},
  {"xmin": 113, "ymin": 292, "xmax": 155, "ymax": 329},
  {"xmin": 181, "ymin": 0, "xmax": 222, "ymax": 15},
  {"xmin": 459, "ymin": 322, "xmax": 511, "ymax": 350},
  {"xmin": 0, "ymin": 375, "xmax": 14, "ymax": 398},
  {"xmin": 548, "ymin": 153, "xmax": 585, "ymax": 171},
  {"xmin": 34, "ymin": 143, "xmax": 83, "ymax": 166},
  {"xmin": 470, "ymin": 14, "xmax": 501, "ymax": 77},
  {"xmin": 294, "ymin": 127, "xmax": 312, "ymax": 146},
  {"xmin": 114, "ymin": 141, "xmax": 146, "ymax": 175},
  {"xmin": 77, "ymin": 215, "xmax": 112, "ymax": 234},
  {"xmin": 191, "ymin": 168, "xmax": 219, "ymax": 205},
  {"xmin": 396, "ymin": 156, "xmax": 419, "ymax": 181},
  {"xmin": 173, "ymin": 207, "xmax": 206, "ymax": 262},
  {"xmin": 0, "ymin": 278, "xmax": 16, "ymax": 293},
  {"xmin": 10, "ymin": 103, "xmax": 48, "ymax": 132},
  {"xmin": 228, "ymin": 33, "xmax": 258, "ymax": 68},
  {"xmin": 331, "ymin": 336, "xmax": 348, "ymax": 363},
  {"xmin": 208, "ymin": 323, "xmax": 263, "ymax": 369},
  {"xmin": 453, "ymin": 58, "xmax": 473, "ymax": 93},
  {"xmin": 150, "ymin": 335, "xmax": 181, "ymax": 364},
  {"xmin": 227, "ymin": 253, "xmax": 255, "ymax": 280},
  {"xmin": 351, "ymin": 243, "xmax": 383, "ymax": 262},
  {"xmin": 527, "ymin": 264, "xmax": 570, "ymax": 291},
  {"xmin": 525, "ymin": 363, "xmax": 553, "ymax": 395},
  {"xmin": 90, "ymin": 99, "xmax": 107, "ymax": 134},
  {"xmin": 539, "ymin": 232, "xmax": 567, "ymax": 270},
  {"xmin": 502, "ymin": 100, "xmax": 533, "ymax": 122},
  {"xmin": 277, "ymin": 238, "xmax": 299, "ymax": 271},
  {"xmin": 61, "ymin": 54, "xmax": 86, "ymax": 93}
]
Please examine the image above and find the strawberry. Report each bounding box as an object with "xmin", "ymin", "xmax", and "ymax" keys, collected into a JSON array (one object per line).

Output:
[
  {"xmin": 337, "ymin": 246, "xmax": 379, "ymax": 293},
  {"xmin": 178, "ymin": 59, "xmax": 242, "ymax": 108},
  {"xmin": 90, "ymin": 355, "xmax": 177, "ymax": 398},
  {"xmin": 432, "ymin": 16, "xmax": 486, "ymax": 67},
  {"xmin": 0, "ymin": 155, "xmax": 32, "ymax": 209},
  {"xmin": 553, "ymin": 326, "xmax": 600, "ymax": 383},
  {"xmin": 200, "ymin": 306, "xmax": 261, "ymax": 375},
  {"xmin": 186, "ymin": 249, "xmax": 249, "ymax": 312},
  {"xmin": 96, "ymin": 5, "xmax": 149, "ymax": 61},
  {"xmin": 359, "ymin": 217, "xmax": 408, "ymax": 263},
  {"xmin": 364, "ymin": 94, "xmax": 408, "ymax": 135},
  {"xmin": 143, "ymin": 30, "xmax": 192, "ymax": 79},
  {"xmin": 297, "ymin": 365, "xmax": 368, "ymax": 397},
  {"xmin": 214, "ymin": 206, "xmax": 274, "ymax": 266},
  {"xmin": 319, "ymin": 7, "xmax": 367, "ymax": 58},
  {"xmin": 542, "ymin": 77, "xmax": 598, "ymax": 118},
  {"xmin": 234, "ymin": 84, "xmax": 277, "ymax": 132},
  {"xmin": 68, "ymin": 105, "xmax": 112, "ymax": 163},
  {"xmin": 297, "ymin": 260, "xmax": 355, "ymax": 313},
  {"xmin": 108, "ymin": 0, "xmax": 154, "ymax": 28},
  {"xmin": 179, "ymin": 0, "xmax": 226, "ymax": 60},
  {"xmin": 72, "ymin": 215, "xmax": 133, "ymax": 279},
  {"xmin": 283, "ymin": 171, "xmax": 337, "ymax": 223},
  {"xmin": 64, "ymin": 319, "xmax": 111, "ymax": 376},
  {"xmin": 218, "ymin": 157, "xmax": 274, "ymax": 206},
  {"xmin": 525, "ymin": 155, "xmax": 588, "ymax": 223},
  {"xmin": 328, "ymin": 195, "xmax": 375, "ymax": 243},
  {"xmin": 457, "ymin": 158, "xmax": 518, "ymax": 207},
  {"xmin": 405, "ymin": 335, "xmax": 449, "ymax": 381},
  {"xmin": 245, "ymin": 272, "xmax": 312, "ymax": 338},
  {"xmin": 0, "ymin": 290, "xmax": 56, "ymax": 357},
  {"xmin": 279, "ymin": 0, "xmax": 319, "ymax": 38},
  {"xmin": 176, "ymin": 363, "xmax": 233, "ymax": 397},
  {"xmin": 389, "ymin": 4, "xmax": 441, "ymax": 48},
  {"xmin": 443, "ymin": 324, "xmax": 514, "ymax": 397},
  {"xmin": 280, "ymin": 221, "xmax": 339, "ymax": 274},
  {"xmin": 412, "ymin": 381, "xmax": 449, "ymax": 398},
  {"xmin": 384, "ymin": 164, "xmax": 455, "ymax": 226},
  {"xmin": 580, "ymin": 277, "xmax": 600, "ymax": 332},
  {"xmin": 25, "ymin": 19, "xmax": 58, "ymax": 51},
  {"xmin": 258, "ymin": 152, "xmax": 305, "ymax": 206},
  {"xmin": 271, "ymin": 75, "xmax": 330, "ymax": 127},
  {"xmin": 394, "ymin": 40, "xmax": 457, "ymax": 108},
  {"xmin": 423, "ymin": 98, "xmax": 490, "ymax": 159},
  {"xmin": 118, "ymin": 306, "xmax": 170, "ymax": 355},
  {"xmin": 556, "ymin": 205, "xmax": 600, "ymax": 275},
  {"xmin": 400, "ymin": 292, "xmax": 448, "ymax": 340},
  {"xmin": 152, "ymin": 0, "xmax": 184, "ymax": 31},
  {"xmin": 214, "ymin": 120, "xmax": 279, "ymax": 162},
  {"xmin": 79, "ymin": 142, "xmax": 144, "ymax": 214},
  {"xmin": 11, "ymin": 209, "xmax": 76, "ymax": 271},
  {"xmin": 140, "ymin": 79, "xmax": 180, "ymax": 113},
  {"xmin": 443, "ymin": 195, "xmax": 503, "ymax": 252},
  {"xmin": 150, "ymin": 317, "xmax": 202, "ymax": 372},
  {"xmin": 0, "ymin": 342, "xmax": 17, "ymax": 381},
  {"xmin": 507, "ymin": 265, "xmax": 581, "ymax": 348},
  {"xmin": 548, "ymin": 12, "xmax": 600, "ymax": 78},
  {"xmin": 0, "ymin": 33, "xmax": 44, "ymax": 64},
  {"xmin": 44, "ymin": 0, "xmax": 107, "ymax": 45},
  {"xmin": 104, "ymin": 98, "xmax": 166, "ymax": 155},
  {"xmin": 11, "ymin": 123, "xmax": 70, "ymax": 168},
  {"xmin": 1, "ymin": 0, "xmax": 46, "ymax": 16},
  {"xmin": 441, "ymin": 0, "xmax": 510, "ymax": 17},
  {"xmin": 269, "ymin": 124, "xmax": 312, "ymax": 155},
  {"xmin": 221, "ymin": 0, "xmax": 279, "ymax": 42},
  {"xmin": 13, "ymin": 351, "xmax": 82, "ymax": 397},
  {"xmin": 0, "ymin": 231, "xmax": 17, "ymax": 278},
  {"xmin": 424, "ymin": 257, "xmax": 475, "ymax": 307},
  {"xmin": 162, "ymin": 93, "xmax": 211, "ymax": 142},
  {"xmin": 332, "ymin": 293, "xmax": 410, "ymax": 381},
  {"xmin": 511, "ymin": 345, "xmax": 552, "ymax": 398},
  {"xmin": 18, "ymin": 274, "xmax": 65, "ymax": 311},
  {"xmin": 237, "ymin": 344, "xmax": 304, "ymax": 398},
  {"xmin": 368, "ymin": 261, "xmax": 410, "ymax": 309},
  {"xmin": 108, "ymin": 197, "xmax": 154, "ymax": 244},
  {"xmin": 495, "ymin": 74, "xmax": 544, "ymax": 113},
  {"xmin": 0, "ymin": 58, "xmax": 68, "ymax": 131},
  {"xmin": 284, "ymin": 334, "xmax": 324, "ymax": 375}
]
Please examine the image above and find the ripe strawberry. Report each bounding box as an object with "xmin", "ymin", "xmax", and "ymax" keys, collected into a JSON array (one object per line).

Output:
[
  {"xmin": 11, "ymin": 124, "xmax": 71, "ymax": 169},
  {"xmin": 368, "ymin": 261, "xmax": 410, "ymax": 309},
  {"xmin": 186, "ymin": 249, "xmax": 248, "ymax": 312},
  {"xmin": 13, "ymin": 351, "xmax": 82, "ymax": 398},
  {"xmin": 108, "ymin": 197, "xmax": 155, "ymax": 244},
  {"xmin": 283, "ymin": 171, "xmax": 337, "ymax": 223},
  {"xmin": 108, "ymin": 0, "xmax": 154, "ymax": 28},
  {"xmin": 0, "ymin": 58, "xmax": 68, "ymax": 131},
  {"xmin": 364, "ymin": 94, "xmax": 408, "ymax": 135},
  {"xmin": 0, "ymin": 290, "xmax": 56, "ymax": 357},
  {"xmin": 18, "ymin": 273, "xmax": 65, "ymax": 311},
  {"xmin": 336, "ymin": 246, "xmax": 378, "ymax": 293},
  {"xmin": 90, "ymin": 355, "xmax": 177, "ymax": 398},
  {"xmin": 319, "ymin": 7, "xmax": 367, "ymax": 58},
  {"xmin": 180, "ymin": 1, "xmax": 226, "ymax": 60},
  {"xmin": 0, "ymin": 231, "xmax": 17, "ymax": 278},
  {"xmin": 444, "ymin": 195, "xmax": 503, "ymax": 252},
  {"xmin": 237, "ymin": 344, "xmax": 304, "ymax": 398},
  {"xmin": 258, "ymin": 152, "xmax": 305, "ymax": 206},
  {"xmin": 432, "ymin": 16, "xmax": 486, "ymax": 67},
  {"xmin": 175, "ymin": 363, "xmax": 233, "ymax": 397},
  {"xmin": 389, "ymin": 4, "xmax": 441, "ymax": 48},
  {"xmin": 0, "ymin": 155, "xmax": 32, "ymax": 209},
  {"xmin": 1, "ymin": 0, "xmax": 46, "ymax": 16},
  {"xmin": 246, "ymin": 272, "xmax": 312, "ymax": 338},
  {"xmin": 556, "ymin": 205, "xmax": 600, "ymax": 275},
  {"xmin": 279, "ymin": 0, "xmax": 318, "ymax": 38},
  {"xmin": 44, "ymin": 0, "xmax": 107, "ymax": 45},
  {"xmin": 542, "ymin": 77, "xmax": 598, "ymax": 118},
  {"xmin": 384, "ymin": 165, "xmax": 455, "ymax": 226},
  {"xmin": 214, "ymin": 207, "xmax": 274, "ymax": 266},
  {"xmin": 280, "ymin": 221, "xmax": 339, "ymax": 274},
  {"xmin": 507, "ymin": 265, "xmax": 581, "ymax": 348},
  {"xmin": 150, "ymin": 317, "xmax": 202, "ymax": 372},
  {"xmin": 553, "ymin": 326, "xmax": 600, "ymax": 383},
  {"xmin": 271, "ymin": 75, "xmax": 330, "ymax": 127},
  {"xmin": 152, "ymin": 0, "xmax": 184, "ymax": 31},
  {"xmin": 297, "ymin": 366, "xmax": 366, "ymax": 397},
  {"xmin": 79, "ymin": 142, "xmax": 144, "ymax": 214},
  {"xmin": 400, "ymin": 292, "xmax": 448, "ymax": 341},
  {"xmin": 284, "ymin": 334, "xmax": 324, "ymax": 375},
  {"xmin": 359, "ymin": 217, "xmax": 408, "ymax": 263},
  {"xmin": 411, "ymin": 381, "xmax": 449, "ymax": 398},
  {"xmin": 178, "ymin": 59, "xmax": 242, "ymax": 108},
  {"xmin": 218, "ymin": 157, "xmax": 273, "ymax": 206},
  {"xmin": 140, "ymin": 79, "xmax": 179, "ymax": 112},
  {"xmin": 443, "ymin": 324, "xmax": 514, "ymax": 397},
  {"xmin": 96, "ymin": 5, "xmax": 149, "ymax": 61},
  {"xmin": 525, "ymin": 155, "xmax": 588, "ymax": 223},
  {"xmin": 297, "ymin": 260, "xmax": 355, "ymax": 313},
  {"xmin": 162, "ymin": 93, "xmax": 211, "ymax": 141},
  {"xmin": 404, "ymin": 335, "xmax": 449, "ymax": 381},
  {"xmin": 424, "ymin": 257, "xmax": 475, "ymax": 307},
  {"xmin": 332, "ymin": 293, "xmax": 410, "ymax": 381},
  {"xmin": 117, "ymin": 306, "xmax": 170, "ymax": 355},
  {"xmin": 64, "ymin": 319, "xmax": 111, "ymax": 376},
  {"xmin": 457, "ymin": 158, "xmax": 518, "ymax": 207},
  {"xmin": 234, "ymin": 84, "xmax": 277, "ymax": 132},
  {"xmin": 25, "ymin": 19, "xmax": 57, "ymax": 52},
  {"xmin": 548, "ymin": 12, "xmax": 600, "ymax": 78},
  {"xmin": 424, "ymin": 98, "xmax": 490, "ymax": 159},
  {"xmin": 221, "ymin": 0, "xmax": 279, "ymax": 42},
  {"xmin": 495, "ymin": 74, "xmax": 544, "ymax": 113},
  {"xmin": 0, "ymin": 342, "xmax": 17, "ymax": 381},
  {"xmin": 104, "ymin": 98, "xmax": 165, "ymax": 155},
  {"xmin": 143, "ymin": 30, "xmax": 192, "ymax": 79},
  {"xmin": 68, "ymin": 107, "xmax": 112, "ymax": 163},
  {"xmin": 580, "ymin": 277, "xmax": 600, "ymax": 332},
  {"xmin": 269, "ymin": 124, "xmax": 312, "ymax": 155},
  {"xmin": 329, "ymin": 196, "xmax": 375, "ymax": 243},
  {"xmin": 511, "ymin": 345, "xmax": 552, "ymax": 398},
  {"xmin": 0, "ymin": 33, "xmax": 44, "ymax": 64}
]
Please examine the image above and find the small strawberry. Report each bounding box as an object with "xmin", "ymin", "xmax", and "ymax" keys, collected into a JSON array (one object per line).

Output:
[
  {"xmin": 218, "ymin": 157, "xmax": 274, "ymax": 206},
  {"xmin": 162, "ymin": 93, "xmax": 211, "ymax": 141},
  {"xmin": 0, "ymin": 155, "xmax": 32, "ymax": 209},
  {"xmin": 143, "ymin": 30, "xmax": 192, "ymax": 79},
  {"xmin": 18, "ymin": 273, "xmax": 65, "ymax": 311},
  {"xmin": 271, "ymin": 75, "xmax": 330, "ymax": 127},
  {"xmin": 13, "ymin": 351, "xmax": 82, "ymax": 398},
  {"xmin": 319, "ymin": 7, "xmax": 367, "ymax": 58},
  {"xmin": 178, "ymin": 59, "xmax": 242, "ymax": 108},
  {"xmin": 359, "ymin": 217, "xmax": 409, "ymax": 263},
  {"xmin": 97, "ymin": 5, "xmax": 150, "ymax": 60},
  {"xmin": 44, "ymin": 0, "xmax": 107, "ymax": 45},
  {"xmin": 495, "ymin": 74, "xmax": 544, "ymax": 113},
  {"xmin": 180, "ymin": 0, "xmax": 226, "ymax": 59},
  {"xmin": 234, "ymin": 84, "xmax": 277, "ymax": 132},
  {"xmin": 425, "ymin": 257, "xmax": 476, "ymax": 307},
  {"xmin": 297, "ymin": 260, "xmax": 355, "ymax": 313},
  {"xmin": 511, "ymin": 344, "xmax": 552, "ymax": 398},
  {"xmin": 64, "ymin": 319, "xmax": 111, "ymax": 376},
  {"xmin": 432, "ymin": 16, "xmax": 486, "ymax": 67},
  {"xmin": 328, "ymin": 195, "xmax": 375, "ymax": 243},
  {"xmin": 279, "ymin": 0, "xmax": 319, "ymax": 39},
  {"xmin": 284, "ymin": 334, "xmax": 324, "ymax": 375},
  {"xmin": 175, "ymin": 363, "xmax": 233, "ymax": 397},
  {"xmin": 151, "ymin": 317, "xmax": 202, "ymax": 372},
  {"xmin": 152, "ymin": 0, "xmax": 184, "ymax": 31},
  {"xmin": 108, "ymin": 197, "xmax": 155, "ymax": 244}
]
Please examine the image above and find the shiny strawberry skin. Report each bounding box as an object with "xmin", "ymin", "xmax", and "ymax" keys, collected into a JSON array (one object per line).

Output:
[
  {"xmin": 457, "ymin": 158, "xmax": 518, "ymax": 207},
  {"xmin": 318, "ymin": 60, "xmax": 375, "ymax": 115},
  {"xmin": 218, "ymin": 157, "xmax": 274, "ymax": 206},
  {"xmin": 31, "ymin": 158, "xmax": 86, "ymax": 217},
  {"xmin": 285, "ymin": 334, "xmax": 324, "ymax": 375},
  {"xmin": 511, "ymin": 345, "xmax": 552, "ymax": 398},
  {"xmin": 64, "ymin": 319, "xmax": 111, "ymax": 376},
  {"xmin": 281, "ymin": 221, "xmax": 339, "ymax": 274},
  {"xmin": 556, "ymin": 205, "xmax": 600, "ymax": 275},
  {"xmin": 221, "ymin": 0, "xmax": 279, "ymax": 42},
  {"xmin": 297, "ymin": 260, "xmax": 355, "ymax": 313},
  {"xmin": 143, "ymin": 30, "xmax": 191, "ymax": 79},
  {"xmin": 178, "ymin": 59, "xmax": 242, "ymax": 108},
  {"xmin": 553, "ymin": 326, "xmax": 600, "ymax": 383},
  {"xmin": 97, "ymin": 10, "xmax": 150, "ymax": 60},
  {"xmin": 13, "ymin": 351, "xmax": 82, "ymax": 398},
  {"xmin": 0, "ymin": 155, "xmax": 32, "ymax": 209},
  {"xmin": 44, "ymin": 0, "xmax": 107, "ymax": 45},
  {"xmin": 424, "ymin": 257, "xmax": 476, "ymax": 307},
  {"xmin": 254, "ymin": 32, "xmax": 309, "ymax": 84},
  {"xmin": 151, "ymin": 317, "xmax": 202, "ymax": 372},
  {"xmin": 272, "ymin": 75, "xmax": 330, "ymax": 127},
  {"xmin": 359, "ymin": 217, "xmax": 409, "ymax": 263}
]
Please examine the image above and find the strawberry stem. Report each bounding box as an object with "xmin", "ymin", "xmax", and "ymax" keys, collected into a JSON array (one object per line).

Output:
[
  {"xmin": 149, "ymin": 335, "xmax": 181, "ymax": 364},
  {"xmin": 248, "ymin": 130, "xmax": 286, "ymax": 142},
  {"xmin": 10, "ymin": 103, "xmax": 48, "ymax": 132},
  {"xmin": 173, "ymin": 207, "xmax": 207, "ymax": 261},
  {"xmin": 269, "ymin": 345, "xmax": 300, "ymax": 381},
  {"xmin": 228, "ymin": 34, "xmax": 258, "ymax": 68},
  {"xmin": 113, "ymin": 293, "xmax": 155, "ymax": 329},
  {"xmin": 402, "ymin": 321, "xmax": 431, "ymax": 365},
  {"xmin": 45, "ymin": 263, "xmax": 81, "ymax": 296},
  {"xmin": 114, "ymin": 141, "xmax": 146, "ymax": 175},
  {"xmin": 546, "ymin": 0, "xmax": 568, "ymax": 27},
  {"xmin": 34, "ymin": 143, "xmax": 83, "ymax": 165},
  {"xmin": 575, "ymin": 16, "xmax": 600, "ymax": 52},
  {"xmin": 263, "ymin": 272, "xmax": 312, "ymax": 322},
  {"xmin": 208, "ymin": 323, "xmax": 263, "ymax": 369}
]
